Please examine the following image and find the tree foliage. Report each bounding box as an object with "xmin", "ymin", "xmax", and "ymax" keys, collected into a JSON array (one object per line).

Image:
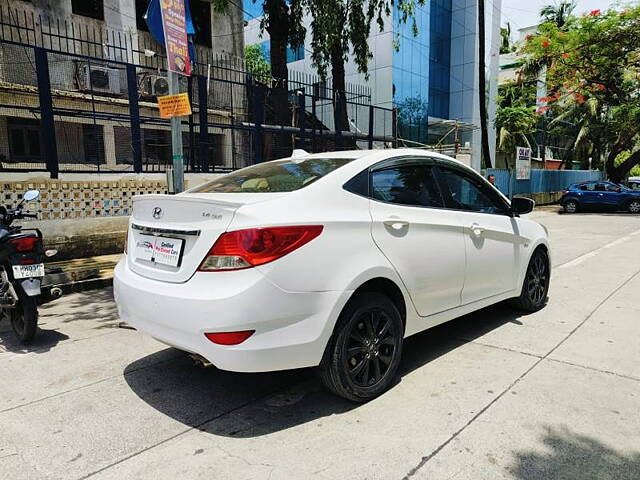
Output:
[
  {"xmin": 539, "ymin": 1, "xmax": 576, "ymax": 28},
  {"xmin": 244, "ymin": 44, "xmax": 271, "ymax": 83},
  {"xmin": 495, "ymin": 81, "xmax": 537, "ymax": 155},
  {"xmin": 520, "ymin": 6, "xmax": 640, "ymax": 182},
  {"xmin": 305, "ymin": 0, "xmax": 426, "ymax": 81},
  {"xmin": 500, "ymin": 22, "xmax": 514, "ymax": 54}
]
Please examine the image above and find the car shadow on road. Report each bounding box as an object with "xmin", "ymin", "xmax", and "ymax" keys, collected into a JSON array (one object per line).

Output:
[{"xmin": 124, "ymin": 301, "xmax": 529, "ymax": 438}]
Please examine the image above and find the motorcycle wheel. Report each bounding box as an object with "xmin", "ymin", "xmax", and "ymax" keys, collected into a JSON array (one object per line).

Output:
[{"xmin": 10, "ymin": 295, "xmax": 38, "ymax": 344}]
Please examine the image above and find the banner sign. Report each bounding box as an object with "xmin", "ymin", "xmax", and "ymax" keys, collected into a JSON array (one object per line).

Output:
[
  {"xmin": 158, "ymin": 93, "xmax": 192, "ymax": 118},
  {"xmin": 159, "ymin": 0, "xmax": 191, "ymax": 76},
  {"xmin": 516, "ymin": 146, "xmax": 532, "ymax": 180}
]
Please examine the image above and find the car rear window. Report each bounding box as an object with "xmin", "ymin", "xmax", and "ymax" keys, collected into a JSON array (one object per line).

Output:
[{"xmin": 190, "ymin": 157, "xmax": 354, "ymax": 193}]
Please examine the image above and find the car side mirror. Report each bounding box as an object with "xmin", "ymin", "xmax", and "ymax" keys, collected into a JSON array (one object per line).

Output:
[{"xmin": 511, "ymin": 197, "xmax": 535, "ymax": 215}]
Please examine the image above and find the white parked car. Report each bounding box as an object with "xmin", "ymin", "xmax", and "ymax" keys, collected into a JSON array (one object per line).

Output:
[{"xmin": 114, "ymin": 149, "xmax": 550, "ymax": 402}]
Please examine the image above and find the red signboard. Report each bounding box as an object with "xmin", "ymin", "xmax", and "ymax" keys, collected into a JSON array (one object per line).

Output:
[{"xmin": 159, "ymin": 0, "xmax": 191, "ymax": 76}]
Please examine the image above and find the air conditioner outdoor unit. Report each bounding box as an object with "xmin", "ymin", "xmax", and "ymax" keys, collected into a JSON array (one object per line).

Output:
[
  {"xmin": 81, "ymin": 64, "xmax": 121, "ymax": 94},
  {"xmin": 150, "ymin": 75, "xmax": 170, "ymax": 96}
]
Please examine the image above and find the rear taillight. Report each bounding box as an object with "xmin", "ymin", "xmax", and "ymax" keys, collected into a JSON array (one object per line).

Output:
[
  {"xmin": 562, "ymin": 190, "xmax": 569, "ymax": 195},
  {"xmin": 9, "ymin": 237, "xmax": 38, "ymax": 252},
  {"xmin": 198, "ymin": 225, "xmax": 323, "ymax": 271},
  {"xmin": 205, "ymin": 330, "xmax": 255, "ymax": 345}
]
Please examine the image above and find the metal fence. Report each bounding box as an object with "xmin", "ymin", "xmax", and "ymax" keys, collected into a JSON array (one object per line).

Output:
[
  {"xmin": 487, "ymin": 168, "xmax": 603, "ymax": 197},
  {"xmin": 0, "ymin": 5, "xmax": 395, "ymax": 176}
]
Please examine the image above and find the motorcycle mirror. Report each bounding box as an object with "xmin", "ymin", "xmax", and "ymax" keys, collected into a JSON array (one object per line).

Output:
[{"xmin": 23, "ymin": 190, "xmax": 40, "ymax": 202}]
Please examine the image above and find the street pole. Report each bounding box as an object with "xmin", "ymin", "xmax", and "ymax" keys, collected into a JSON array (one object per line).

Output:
[{"xmin": 168, "ymin": 71, "xmax": 184, "ymax": 193}]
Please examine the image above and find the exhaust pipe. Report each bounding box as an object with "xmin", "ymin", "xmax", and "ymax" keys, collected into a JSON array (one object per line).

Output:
[
  {"xmin": 50, "ymin": 287, "xmax": 63, "ymax": 299},
  {"xmin": 189, "ymin": 353, "xmax": 213, "ymax": 368}
]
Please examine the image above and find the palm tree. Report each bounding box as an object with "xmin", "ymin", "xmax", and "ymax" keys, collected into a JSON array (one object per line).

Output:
[
  {"xmin": 500, "ymin": 22, "xmax": 513, "ymax": 54},
  {"xmin": 540, "ymin": 1, "xmax": 576, "ymax": 28}
]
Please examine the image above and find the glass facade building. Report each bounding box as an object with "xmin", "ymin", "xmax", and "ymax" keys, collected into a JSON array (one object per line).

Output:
[
  {"xmin": 393, "ymin": 0, "xmax": 452, "ymax": 144},
  {"xmin": 243, "ymin": 0, "xmax": 501, "ymax": 168}
]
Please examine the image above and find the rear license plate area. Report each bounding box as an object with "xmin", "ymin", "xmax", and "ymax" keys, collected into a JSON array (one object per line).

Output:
[{"xmin": 134, "ymin": 235, "xmax": 184, "ymax": 268}]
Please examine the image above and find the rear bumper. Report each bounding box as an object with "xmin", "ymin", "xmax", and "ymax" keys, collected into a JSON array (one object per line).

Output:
[{"xmin": 113, "ymin": 258, "xmax": 351, "ymax": 372}]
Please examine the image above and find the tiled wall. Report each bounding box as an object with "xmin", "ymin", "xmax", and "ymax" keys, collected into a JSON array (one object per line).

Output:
[{"xmin": 2, "ymin": 179, "xmax": 169, "ymax": 219}]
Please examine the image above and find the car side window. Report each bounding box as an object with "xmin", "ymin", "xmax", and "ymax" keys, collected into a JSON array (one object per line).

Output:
[
  {"xmin": 371, "ymin": 164, "xmax": 443, "ymax": 208},
  {"xmin": 437, "ymin": 166, "xmax": 508, "ymax": 215},
  {"xmin": 595, "ymin": 183, "xmax": 607, "ymax": 192},
  {"xmin": 605, "ymin": 183, "xmax": 621, "ymax": 192}
]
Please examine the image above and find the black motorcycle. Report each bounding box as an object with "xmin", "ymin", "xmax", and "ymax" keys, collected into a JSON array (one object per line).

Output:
[{"xmin": 0, "ymin": 190, "xmax": 55, "ymax": 343}]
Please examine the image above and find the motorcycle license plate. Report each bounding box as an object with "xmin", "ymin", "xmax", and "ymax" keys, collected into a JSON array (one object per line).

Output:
[{"xmin": 12, "ymin": 263, "xmax": 45, "ymax": 279}]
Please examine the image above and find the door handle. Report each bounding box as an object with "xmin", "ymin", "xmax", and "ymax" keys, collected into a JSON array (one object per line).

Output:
[
  {"xmin": 383, "ymin": 219, "xmax": 409, "ymax": 230},
  {"xmin": 470, "ymin": 223, "xmax": 485, "ymax": 237}
]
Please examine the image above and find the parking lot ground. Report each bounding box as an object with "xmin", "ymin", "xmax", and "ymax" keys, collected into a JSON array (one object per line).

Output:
[{"xmin": 1, "ymin": 210, "xmax": 639, "ymax": 480}]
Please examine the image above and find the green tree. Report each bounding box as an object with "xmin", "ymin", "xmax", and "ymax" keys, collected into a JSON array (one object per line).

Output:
[
  {"xmin": 495, "ymin": 106, "xmax": 538, "ymax": 154},
  {"xmin": 615, "ymin": 151, "xmax": 640, "ymax": 178},
  {"xmin": 304, "ymin": 0, "xmax": 426, "ymax": 135},
  {"xmin": 244, "ymin": 44, "xmax": 271, "ymax": 83},
  {"xmin": 500, "ymin": 22, "xmax": 513, "ymax": 54},
  {"xmin": 540, "ymin": 1, "xmax": 576, "ymax": 28},
  {"xmin": 521, "ymin": 6, "xmax": 640, "ymax": 182},
  {"xmin": 253, "ymin": 0, "xmax": 306, "ymax": 130}
]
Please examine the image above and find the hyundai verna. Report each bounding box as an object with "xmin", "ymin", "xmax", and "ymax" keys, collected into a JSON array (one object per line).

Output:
[{"xmin": 114, "ymin": 149, "xmax": 550, "ymax": 402}]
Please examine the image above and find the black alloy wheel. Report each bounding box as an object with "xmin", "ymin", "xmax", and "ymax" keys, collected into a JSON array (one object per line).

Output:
[
  {"xmin": 512, "ymin": 248, "xmax": 550, "ymax": 312},
  {"xmin": 320, "ymin": 292, "xmax": 403, "ymax": 402},
  {"xmin": 343, "ymin": 308, "xmax": 396, "ymax": 389}
]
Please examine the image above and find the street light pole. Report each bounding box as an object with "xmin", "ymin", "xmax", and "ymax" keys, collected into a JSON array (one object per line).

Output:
[{"xmin": 168, "ymin": 71, "xmax": 184, "ymax": 193}]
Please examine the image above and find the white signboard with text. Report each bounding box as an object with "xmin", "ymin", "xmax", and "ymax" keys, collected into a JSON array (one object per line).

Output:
[{"xmin": 516, "ymin": 146, "xmax": 532, "ymax": 180}]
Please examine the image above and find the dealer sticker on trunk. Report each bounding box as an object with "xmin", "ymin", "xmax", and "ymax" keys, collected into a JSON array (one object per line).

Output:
[{"xmin": 135, "ymin": 236, "xmax": 184, "ymax": 268}]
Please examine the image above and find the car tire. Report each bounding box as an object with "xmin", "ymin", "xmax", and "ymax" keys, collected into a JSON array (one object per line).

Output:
[
  {"xmin": 511, "ymin": 248, "xmax": 550, "ymax": 313},
  {"xmin": 627, "ymin": 199, "xmax": 640, "ymax": 214},
  {"xmin": 319, "ymin": 292, "xmax": 404, "ymax": 403},
  {"xmin": 563, "ymin": 200, "xmax": 579, "ymax": 213}
]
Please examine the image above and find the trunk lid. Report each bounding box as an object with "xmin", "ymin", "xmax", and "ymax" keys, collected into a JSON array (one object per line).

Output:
[{"xmin": 127, "ymin": 193, "xmax": 283, "ymax": 283}]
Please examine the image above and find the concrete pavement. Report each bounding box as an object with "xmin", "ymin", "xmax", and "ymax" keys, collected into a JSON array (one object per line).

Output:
[{"xmin": 1, "ymin": 209, "xmax": 639, "ymax": 480}]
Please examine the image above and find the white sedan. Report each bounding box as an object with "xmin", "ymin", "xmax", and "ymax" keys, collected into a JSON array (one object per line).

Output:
[{"xmin": 114, "ymin": 149, "xmax": 550, "ymax": 402}]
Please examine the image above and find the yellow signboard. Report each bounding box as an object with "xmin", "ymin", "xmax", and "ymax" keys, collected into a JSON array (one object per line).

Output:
[{"xmin": 158, "ymin": 93, "xmax": 192, "ymax": 119}]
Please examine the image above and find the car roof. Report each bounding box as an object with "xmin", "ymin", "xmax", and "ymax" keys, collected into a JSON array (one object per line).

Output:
[{"xmin": 305, "ymin": 148, "xmax": 473, "ymax": 170}]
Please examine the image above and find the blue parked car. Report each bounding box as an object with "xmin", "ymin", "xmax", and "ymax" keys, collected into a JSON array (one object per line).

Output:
[{"xmin": 561, "ymin": 181, "xmax": 640, "ymax": 214}]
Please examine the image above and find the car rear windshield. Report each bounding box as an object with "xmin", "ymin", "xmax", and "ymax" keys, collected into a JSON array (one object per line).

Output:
[{"xmin": 190, "ymin": 157, "xmax": 354, "ymax": 193}]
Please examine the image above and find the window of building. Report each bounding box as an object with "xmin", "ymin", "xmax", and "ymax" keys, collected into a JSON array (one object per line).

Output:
[
  {"xmin": 114, "ymin": 126, "xmax": 134, "ymax": 164},
  {"xmin": 190, "ymin": 0, "xmax": 212, "ymax": 47},
  {"xmin": 135, "ymin": 0, "xmax": 150, "ymax": 31},
  {"xmin": 7, "ymin": 117, "xmax": 42, "ymax": 162},
  {"xmin": 82, "ymin": 124, "xmax": 106, "ymax": 165},
  {"xmin": 142, "ymin": 129, "xmax": 171, "ymax": 166},
  {"xmin": 72, "ymin": 0, "xmax": 104, "ymax": 21}
]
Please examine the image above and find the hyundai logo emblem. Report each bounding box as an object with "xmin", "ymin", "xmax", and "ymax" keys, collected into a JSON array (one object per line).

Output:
[{"xmin": 152, "ymin": 207, "xmax": 163, "ymax": 219}]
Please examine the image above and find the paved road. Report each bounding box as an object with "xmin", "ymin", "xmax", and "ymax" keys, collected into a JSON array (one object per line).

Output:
[{"xmin": 1, "ymin": 209, "xmax": 639, "ymax": 480}]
